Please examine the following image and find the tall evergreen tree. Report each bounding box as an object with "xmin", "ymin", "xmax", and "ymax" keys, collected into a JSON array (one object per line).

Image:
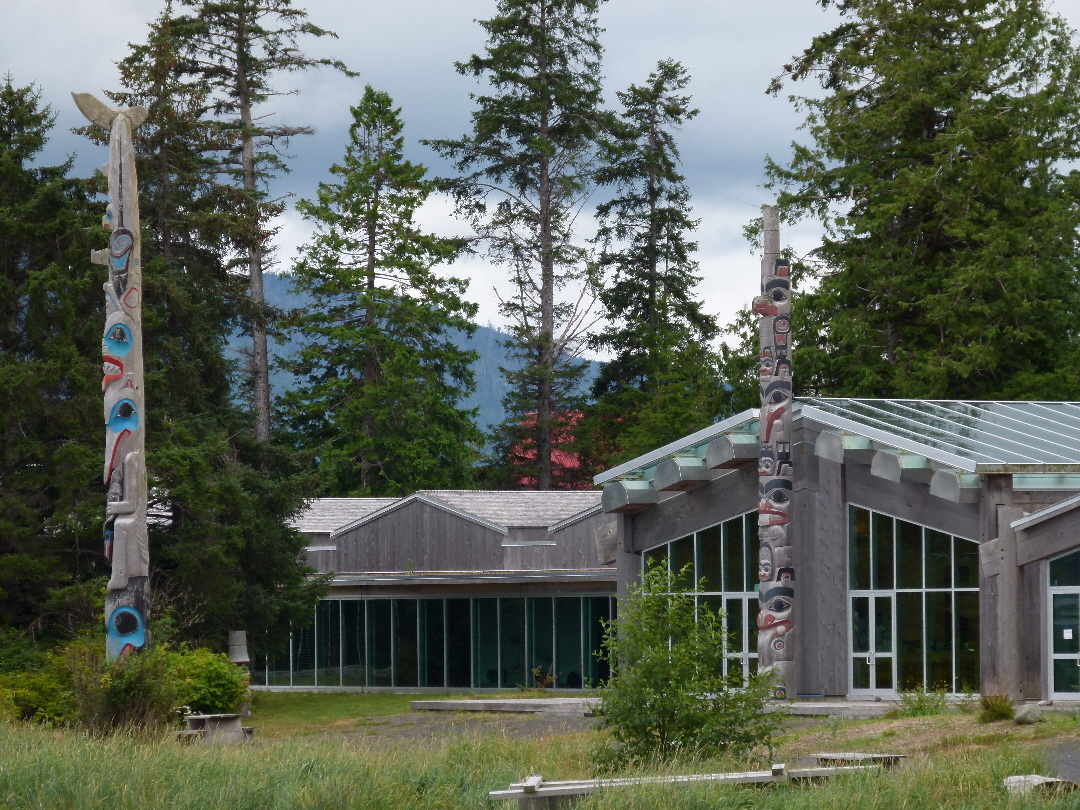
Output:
[
  {"xmin": 281, "ymin": 87, "xmax": 482, "ymax": 496},
  {"xmin": 171, "ymin": 0, "xmax": 353, "ymax": 440},
  {"xmin": 428, "ymin": 0, "xmax": 611, "ymax": 490},
  {"xmin": 764, "ymin": 0, "xmax": 1080, "ymax": 399},
  {"xmin": 578, "ymin": 60, "xmax": 723, "ymax": 470},
  {"xmin": 0, "ymin": 80, "xmax": 103, "ymax": 627}
]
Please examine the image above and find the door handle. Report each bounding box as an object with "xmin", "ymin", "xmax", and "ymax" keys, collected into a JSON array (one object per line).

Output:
[{"xmin": 866, "ymin": 656, "xmax": 871, "ymax": 665}]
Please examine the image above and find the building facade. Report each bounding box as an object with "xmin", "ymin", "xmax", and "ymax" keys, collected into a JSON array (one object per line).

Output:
[
  {"xmin": 596, "ymin": 399, "xmax": 1080, "ymax": 700},
  {"xmin": 255, "ymin": 491, "xmax": 616, "ymax": 690}
]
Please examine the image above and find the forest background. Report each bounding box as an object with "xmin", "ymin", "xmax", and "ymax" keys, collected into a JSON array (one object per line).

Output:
[{"xmin": 2, "ymin": 0, "xmax": 1080, "ymax": 659}]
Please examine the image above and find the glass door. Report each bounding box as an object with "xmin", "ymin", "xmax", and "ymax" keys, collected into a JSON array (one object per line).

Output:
[
  {"xmin": 850, "ymin": 593, "xmax": 896, "ymax": 696},
  {"xmin": 1050, "ymin": 591, "xmax": 1080, "ymax": 697}
]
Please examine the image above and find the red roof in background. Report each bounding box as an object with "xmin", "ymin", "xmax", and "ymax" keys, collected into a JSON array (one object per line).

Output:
[{"xmin": 509, "ymin": 412, "xmax": 591, "ymax": 490}]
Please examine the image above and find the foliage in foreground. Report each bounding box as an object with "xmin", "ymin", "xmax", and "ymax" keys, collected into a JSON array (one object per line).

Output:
[
  {"xmin": 891, "ymin": 689, "xmax": 950, "ymax": 718},
  {"xmin": 978, "ymin": 694, "xmax": 1017, "ymax": 723},
  {"xmin": 596, "ymin": 565, "xmax": 779, "ymax": 763},
  {"xmin": 0, "ymin": 636, "xmax": 246, "ymax": 732},
  {"xmin": 0, "ymin": 718, "xmax": 1066, "ymax": 810}
]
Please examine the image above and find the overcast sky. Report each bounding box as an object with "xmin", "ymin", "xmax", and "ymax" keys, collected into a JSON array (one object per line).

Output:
[{"xmin": 4, "ymin": 0, "xmax": 1079, "ymax": 343}]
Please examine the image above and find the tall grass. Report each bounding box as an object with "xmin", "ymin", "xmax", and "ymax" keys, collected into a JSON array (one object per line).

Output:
[{"xmin": 0, "ymin": 720, "xmax": 1068, "ymax": 810}]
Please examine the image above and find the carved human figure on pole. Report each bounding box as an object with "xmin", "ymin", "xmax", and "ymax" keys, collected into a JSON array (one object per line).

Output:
[
  {"xmin": 753, "ymin": 205, "xmax": 794, "ymax": 697},
  {"xmin": 73, "ymin": 92, "xmax": 150, "ymax": 661}
]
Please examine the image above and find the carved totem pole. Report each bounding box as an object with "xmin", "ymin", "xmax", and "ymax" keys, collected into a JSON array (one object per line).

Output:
[
  {"xmin": 753, "ymin": 205, "xmax": 794, "ymax": 698},
  {"xmin": 73, "ymin": 93, "xmax": 151, "ymax": 661}
]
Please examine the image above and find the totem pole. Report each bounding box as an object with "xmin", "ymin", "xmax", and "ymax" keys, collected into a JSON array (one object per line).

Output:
[
  {"xmin": 753, "ymin": 205, "xmax": 794, "ymax": 698},
  {"xmin": 73, "ymin": 93, "xmax": 151, "ymax": 661}
]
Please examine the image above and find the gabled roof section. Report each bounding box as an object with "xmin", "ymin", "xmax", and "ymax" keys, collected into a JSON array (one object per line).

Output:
[
  {"xmin": 290, "ymin": 497, "xmax": 400, "ymax": 535},
  {"xmin": 329, "ymin": 490, "xmax": 603, "ymax": 538},
  {"xmin": 802, "ymin": 399, "xmax": 1080, "ymax": 474}
]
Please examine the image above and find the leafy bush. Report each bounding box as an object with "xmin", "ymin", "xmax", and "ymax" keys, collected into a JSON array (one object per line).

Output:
[
  {"xmin": 978, "ymin": 694, "xmax": 1015, "ymax": 723},
  {"xmin": 893, "ymin": 689, "xmax": 950, "ymax": 718},
  {"xmin": 595, "ymin": 565, "xmax": 779, "ymax": 764},
  {"xmin": 173, "ymin": 647, "xmax": 248, "ymax": 714}
]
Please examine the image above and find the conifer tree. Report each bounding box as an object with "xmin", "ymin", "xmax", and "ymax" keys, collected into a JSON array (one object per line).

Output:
[
  {"xmin": 171, "ymin": 0, "xmax": 353, "ymax": 439},
  {"xmin": 0, "ymin": 79, "xmax": 103, "ymax": 626},
  {"xmin": 429, "ymin": 0, "xmax": 611, "ymax": 490},
  {"xmin": 282, "ymin": 87, "xmax": 482, "ymax": 496},
  {"xmin": 579, "ymin": 60, "xmax": 722, "ymax": 470},
  {"xmin": 764, "ymin": 0, "xmax": 1080, "ymax": 399}
]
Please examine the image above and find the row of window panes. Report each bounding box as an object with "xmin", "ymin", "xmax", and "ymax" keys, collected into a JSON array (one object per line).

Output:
[
  {"xmin": 643, "ymin": 512, "xmax": 759, "ymax": 594},
  {"xmin": 642, "ymin": 511, "xmax": 759, "ymax": 675},
  {"xmin": 253, "ymin": 596, "xmax": 614, "ymax": 690},
  {"xmin": 849, "ymin": 505, "xmax": 979, "ymax": 591}
]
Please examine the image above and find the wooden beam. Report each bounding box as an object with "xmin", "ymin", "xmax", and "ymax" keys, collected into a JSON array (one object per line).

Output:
[
  {"xmin": 871, "ymin": 450, "xmax": 934, "ymax": 484},
  {"xmin": 706, "ymin": 433, "xmax": 757, "ymax": 469},
  {"xmin": 929, "ymin": 470, "xmax": 981, "ymax": 503},
  {"xmin": 816, "ymin": 431, "xmax": 874, "ymax": 465},
  {"xmin": 654, "ymin": 456, "xmax": 709, "ymax": 492},
  {"xmin": 601, "ymin": 480, "xmax": 657, "ymax": 514}
]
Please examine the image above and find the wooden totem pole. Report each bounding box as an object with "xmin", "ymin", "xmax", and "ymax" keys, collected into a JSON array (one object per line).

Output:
[
  {"xmin": 74, "ymin": 93, "xmax": 151, "ymax": 661},
  {"xmin": 753, "ymin": 205, "xmax": 794, "ymax": 698}
]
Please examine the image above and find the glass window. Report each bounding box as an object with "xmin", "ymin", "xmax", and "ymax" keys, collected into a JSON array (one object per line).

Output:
[
  {"xmin": 393, "ymin": 600, "xmax": 419, "ymax": 688},
  {"xmin": 925, "ymin": 530, "xmax": 952, "ymax": 589},
  {"xmin": 474, "ymin": 598, "xmax": 499, "ymax": 687},
  {"xmin": 850, "ymin": 506, "xmax": 871, "ymax": 590},
  {"xmin": 341, "ymin": 601, "xmax": 366, "ymax": 686},
  {"xmin": 1051, "ymin": 551, "xmax": 1080, "ymax": 587},
  {"xmin": 529, "ymin": 598, "xmax": 554, "ymax": 686},
  {"xmin": 697, "ymin": 525, "xmax": 722, "ymax": 592},
  {"xmin": 292, "ymin": 618, "xmax": 316, "ymax": 686},
  {"xmin": 421, "ymin": 600, "xmax": 444, "ymax": 688},
  {"xmin": 897, "ymin": 520, "xmax": 922, "ymax": 589},
  {"xmin": 500, "ymin": 598, "xmax": 526, "ymax": 688},
  {"xmin": 872, "ymin": 513, "xmax": 894, "ymax": 590},
  {"xmin": 555, "ymin": 597, "xmax": 583, "ymax": 689},
  {"xmin": 316, "ymin": 599, "xmax": 341, "ymax": 687},
  {"xmin": 445, "ymin": 599, "xmax": 471, "ymax": 688},
  {"xmin": 367, "ymin": 600, "xmax": 392, "ymax": 687},
  {"xmin": 670, "ymin": 535, "xmax": 694, "ymax": 587}
]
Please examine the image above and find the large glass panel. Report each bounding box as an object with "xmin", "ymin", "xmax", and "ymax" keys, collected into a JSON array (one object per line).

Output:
[
  {"xmin": 697, "ymin": 525, "xmax": 722, "ymax": 592},
  {"xmin": 925, "ymin": 530, "xmax": 952, "ymax": 589},
  {"xmin": 725, "ymin": 598, "xmax": 745, "ymax": 656},
  {"xmin": 850, "ymin": 506, "xmax": 871, "ymax": 590},
  {"xmin": 954, "ymin": 591, "xmax": 979, "ymax": 692},
  {"xmin": 874, "ymin": 596, "xmax": 892, "ymax": 654},
  {"xmin": 263, "ymin": 635, "xmax": 291, "ymax": 687},
  {"xmin": 954, "ymin": 538, "xmax": 979, "ymax": 589},
  {"xmin": 555, "ymin": 598, "xmax": 583, "ymax": 689},
  {"xmin": 500, "ymin": 598, "xmax": 527, "ymax": 688},
  {"xmin": 670, "ymin": 535, "xmax": 695, "ymax": 586},
  {"xmin": 926, "ymin": 592, "xmax": 953, "ymax": 690},
  {"xmin": 872, "ymin": 514, "xmax": 894, "ymax": 590},
  {"xmin": 586, "ymin": 597, "xmax": 612, "ymax": 686},
  {"xmin": 529, "ymin": 598, "xmax": 554, "ymax": 686},
  {"xmin": 1053, "ymin": 593, "xmax": 1080, "ymax": 655},
  {"xmin": 421, "ymin": 600, "xmax": 444, "ymax": 688},
  {"xmin": 1051, "ymin": 551, "xmax": 1080, "ymax": 587},
  {"xmin": 393, "ymin": 600, "xmax": 418, "ymax": 687},
  {"xmin": 367, "ymin": 600, "xmax": 392, "ymax": 687},
  {"xmin": 341, "ymin": 601, "xmax": 365, "ymax": 686},
  {"xmin": 445, "ymin": 599, "xmax": 471, "ymax": 688},
  {"xmin": 875, "ymin": 656, "xmax": 894, "ymax": 690},
  {"xmin": 897, "ymin": 592, "xmax": 924, "ymax": 691},
  {"xmin": 292, "ymin": 617, "xmax": 316, "ymax": 686},
  {"xmin": 644, "ymin": 545, "xmax": 669, "ymax": 587},
  {"xmin": 851, "ymin": 596, "xmax": 870, "ymax": 653},
  {"xmin": 744, "ymin": 513, "xmax": 758, "ymax": 592},
  {"xmin": 1055, "ymin": 659, "xmax": 1080, "ymax": 693},
  {"xmin": 316, "ymin": 600, "xmax": 341, "ymax": 686},
  {"xmin": 724, "ymin": 519, "xmax": 745, "ymax": 592},
  {"xmin": 852, "ymin": 656, "xmax": 870, "ymax": 690},
  {"xmin": 473, "ymin": 599, "xmax": 499, "ymax": 687},
  {"xmin": 897, "ymin": 521, "xmax": 922, "ymax": 589}
]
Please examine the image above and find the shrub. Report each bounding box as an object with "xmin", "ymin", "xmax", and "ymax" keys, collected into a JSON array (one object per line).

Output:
[
  {"xmin": 978, "ymin": 694, "xmax": 1015, "ymax": 723},
  {"xmin": 173, "ymin": 647, "xmax": 248, "ymax": 714},
  {"xmin": 595, "ymin": 565, "xmax": 779, "ymax": 764},
  {"xmin": 894, "ymin": 689, "xmax": 950, "ymax": 718}
]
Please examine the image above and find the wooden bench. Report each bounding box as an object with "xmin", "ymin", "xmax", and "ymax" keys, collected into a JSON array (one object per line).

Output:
[
  {"xmin": 490, "ymin": 763, "xmax": 878, "ymax": 809},
  {"xmin": 178, "ymin": 713, "xmax": 256, "ymax": 744}
]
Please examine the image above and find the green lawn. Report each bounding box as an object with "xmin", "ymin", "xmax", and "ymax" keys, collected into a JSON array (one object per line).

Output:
[{"xmin": 248, "ymin": 690, "xmax": 466, "ymax": 736}]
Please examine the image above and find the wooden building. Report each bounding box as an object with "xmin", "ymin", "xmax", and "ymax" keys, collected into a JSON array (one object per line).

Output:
[
  {"xmin": 596, "ymin": 398, "xmax": 1080, "ymax": 700},
  {"xmin": 256, "ymin": 491, "xmax": 616, "ymax": 690}
]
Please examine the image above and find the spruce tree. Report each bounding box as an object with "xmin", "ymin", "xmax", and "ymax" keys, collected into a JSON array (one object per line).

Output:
[
  {"xmin": 0, "ymin": 80, "xmax": 103, "ymax": 627},
  {"xmin": 764, "ymin": 0, "xmax": 1080, "ymax": 399},
  {"xmin": 171, "ymin": 0, "xmax": 353, "ymax": 440},
  {"xmin": 281, "ymin": 87, "xmax": 482, "ymax": 496},
  {"xmin": 428, "ymin": 0, "xmax": 611, "ymax": 490},
  {"xmin": 579, "ymin": 60, "xmax": 722, "ymax": 470}
]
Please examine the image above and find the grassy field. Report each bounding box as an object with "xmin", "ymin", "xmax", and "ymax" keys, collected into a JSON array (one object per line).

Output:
[{"xmin": 2, "ymin": 696, "xmax": 1079, "ymax": 809}]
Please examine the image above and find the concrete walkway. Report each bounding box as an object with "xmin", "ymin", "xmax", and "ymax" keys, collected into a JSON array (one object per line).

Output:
[{"xmin": 409, "ymin": 697, "xmax": 898, "ymax": 719}]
